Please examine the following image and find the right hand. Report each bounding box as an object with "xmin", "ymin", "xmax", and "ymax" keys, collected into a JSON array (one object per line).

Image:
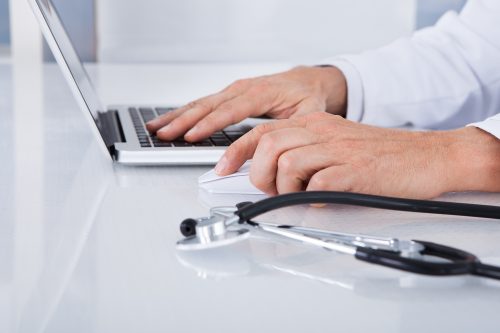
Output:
[{"xmin": 146, "ymin": 66, "xmax": 348, "ymax": 142}]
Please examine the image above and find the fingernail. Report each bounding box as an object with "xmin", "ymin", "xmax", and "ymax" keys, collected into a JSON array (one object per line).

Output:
[
  {"xmin": 215, "ymin": 156, "xmax": 228, "ymax": 175},
  {"xmin": 185, "ymin": 126, "xmax": 199, "ymax": 138},
  {"xmin": 157, "ymin": 124, "xmax": 171, "ymax": 135}
]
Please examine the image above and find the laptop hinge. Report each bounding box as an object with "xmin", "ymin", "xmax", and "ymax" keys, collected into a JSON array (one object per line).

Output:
[{"xmin": 97, "ymin": 110, "xmax": 126, "ymax": 153}]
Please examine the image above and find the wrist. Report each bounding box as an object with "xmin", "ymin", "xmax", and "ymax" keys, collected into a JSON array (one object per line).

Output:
[
  {"xmin": 444, "ymin": 127, "xmax": 500, "ymax": 193},
  {"xmin": 312, "ymin": 66, "xmax": 347, "ymax": 117}
]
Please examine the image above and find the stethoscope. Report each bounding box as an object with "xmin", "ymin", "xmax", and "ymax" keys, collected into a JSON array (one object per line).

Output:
[{"xmin": 176, "ymin": 191, "xmax": 500, "ymax": 280}]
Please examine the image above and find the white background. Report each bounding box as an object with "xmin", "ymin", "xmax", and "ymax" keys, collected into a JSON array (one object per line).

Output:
[
  {"xmin": 97, "ymin": 0, "xmax": 416, "ymax": 63},
  {"xmin": 3, "ymin": 0, "xmax": 467, "ymax": 63}
]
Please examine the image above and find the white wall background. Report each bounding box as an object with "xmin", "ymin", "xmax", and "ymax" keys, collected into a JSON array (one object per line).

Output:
[
  {"xmin": 5, "ymin": 0, "xmax": 467, "ymax": 63},
  {"xmin": 97, "ymin": 0, "xmax": 417, "ymax": 63}
]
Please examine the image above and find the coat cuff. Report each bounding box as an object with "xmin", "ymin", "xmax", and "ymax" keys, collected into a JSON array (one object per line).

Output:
[
  {"xmin": 319, "ymin": 59, "xmax": 364, "ymax": 122},
  {"xmin": 468, "ymin": 117, "xmax": 500, "ymax": 139}
]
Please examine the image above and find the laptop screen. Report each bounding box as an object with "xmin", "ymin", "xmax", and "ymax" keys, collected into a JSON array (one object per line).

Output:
[{"xmin": 32, "ymin": 0, "xmax": 104, "ymax": 120}]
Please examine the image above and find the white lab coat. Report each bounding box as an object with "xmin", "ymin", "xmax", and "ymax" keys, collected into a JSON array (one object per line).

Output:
[{"xmin": 326, "ymin": 0, "xmax": 500, "ymax": 138}]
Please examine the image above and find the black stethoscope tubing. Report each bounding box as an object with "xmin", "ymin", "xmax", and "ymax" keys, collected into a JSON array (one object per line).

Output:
[
  {"xmin": 235, "ymin": 191, "xmax": 500, "ymax": 221},
  {"xmin": 231, "ymin": 192, "xmax": 500, "ymax": 280}
]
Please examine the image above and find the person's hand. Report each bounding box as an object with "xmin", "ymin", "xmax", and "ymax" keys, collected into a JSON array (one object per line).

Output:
[
  {"xmin": 215, "ymin": 112, "xmax": 500, "ymax": 199},
  {"xmin": 146, "ymin": 66, "xmax": 347, "ymax": 142}
]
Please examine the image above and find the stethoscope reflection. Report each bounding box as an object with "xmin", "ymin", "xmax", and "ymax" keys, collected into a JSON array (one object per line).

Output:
[{"xmin": 175, "ymin": 229, "xmax": 500, "ymax": 301}]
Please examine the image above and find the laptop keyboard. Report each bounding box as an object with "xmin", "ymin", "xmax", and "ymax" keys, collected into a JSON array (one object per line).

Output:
[{"xmin": 129, "ymin": 107, "xmax": 249, "ymax": 148}]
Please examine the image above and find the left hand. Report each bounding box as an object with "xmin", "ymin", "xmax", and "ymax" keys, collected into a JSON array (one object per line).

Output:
[{"xmin": 215, "ymin": 112, "xmax": 500, "ymax": 199}]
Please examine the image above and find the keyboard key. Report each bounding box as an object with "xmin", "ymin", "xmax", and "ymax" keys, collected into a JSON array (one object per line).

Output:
[
  {"xmin": 155, "ymin": 107, "xmax": 175, "ymax": 116},
  {"xmin": 210, "ymin": 138, "xmax": 230, "ymax": 146},
  {"xmin": 194, "ymin": 141, "xmax": 213, "ymax": 147},
  {"xmin": 129, "ymin": 106, "xmax": 202, "ymax": 149},
  {"xmin": 225, "ymin": 133, "xmax": 244, "ymax": 142},
  {"xmin": 153, "ymin": 142, "xmax": 173, "ymax": 147},
  {"xmin": 139, "ymin": 108, "xmax": 156, "ymax": 123},
  {"xmin": 173, "ymin": 141, "xmax": 194, "ymax": 147}
]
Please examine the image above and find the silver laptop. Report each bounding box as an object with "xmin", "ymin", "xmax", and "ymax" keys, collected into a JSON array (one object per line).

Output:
[{"xmin": 28, "ymin": 0, "xmax": 259, "ymax": 165}]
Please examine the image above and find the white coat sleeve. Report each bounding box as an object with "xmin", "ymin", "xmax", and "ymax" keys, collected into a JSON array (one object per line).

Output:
[{"xmin": 324, "ymin": 0, "xmax": 500, "ymax": 137}]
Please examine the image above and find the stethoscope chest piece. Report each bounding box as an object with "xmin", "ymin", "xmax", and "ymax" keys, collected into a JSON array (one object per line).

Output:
[{"xmin": 176, "ymin": 215, "xmax": 250, "ymax": 251}]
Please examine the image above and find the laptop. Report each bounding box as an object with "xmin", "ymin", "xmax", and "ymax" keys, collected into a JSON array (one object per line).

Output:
[{"xmin": 28, "ymin": 0, "xmax": 260, "ymax": 165}]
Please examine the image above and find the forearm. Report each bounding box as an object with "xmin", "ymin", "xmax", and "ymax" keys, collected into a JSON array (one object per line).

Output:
[{"xmin": 444, "ymin": 127, "xmax": 500, "ymax": 193}]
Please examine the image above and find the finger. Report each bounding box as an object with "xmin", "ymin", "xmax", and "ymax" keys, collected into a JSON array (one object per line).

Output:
[
  {"xmin": 184, "ymin": 94, "xmax": 263, "ymax": 142},
  {"xmin": 275, "ymin": 143, "xmax": 350, "ymax": 194},
  {"xmin": 306, "ymin": 165, "xmax": 357, "ymax": 193},
  {"xmin": 146, "ymin": 92, "xmax": 232, "ymax": 136},
  {"xmin": 215, "ymin": 118, "xmax": 307, "ymax": 176},
  {"xmin": 155, "ymin": 103, "xmax": 213, "ymax": 141},
  {"xmin": 249, "ymin": 128, "xmax": 320, "ymax": 195},
  {"xmin": 274, "ymin": 144, "xmax": 329, "ymax": 194},
  {"xmin": 146, "ymin": 77, "xmax": 255, "ymax": 134},
  {"xmin": 145, "ymin": 107, "xmax": 184, "ymax": 133}
]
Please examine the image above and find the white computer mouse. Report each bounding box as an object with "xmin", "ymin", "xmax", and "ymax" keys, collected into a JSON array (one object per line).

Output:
[{"xmin": 198, "ymin": 161, "xmax": 265, "ymax": 195}]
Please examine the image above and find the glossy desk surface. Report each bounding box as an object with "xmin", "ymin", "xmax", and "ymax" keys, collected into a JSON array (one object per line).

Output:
[{"xmin": 1, "ymin": 60, "xmax": 500, "ymax": 333}]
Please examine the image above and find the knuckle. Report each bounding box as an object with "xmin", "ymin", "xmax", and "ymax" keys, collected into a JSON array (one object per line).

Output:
[
  {"xmin": 258, "ymin": 133, "xmax": 277, "ymax": 153},
  {"xmin": 338, "ymin": 179, "xmax": 355, "ymax": 193},
  {"xmin": 187, "ymin": 99, "xmax": 211, "ymax": 112},
  {"xmin": 226, "ymin": 111, "xmax": 239, "ymax": 125},
  {"xmin": 277, "ymin": 153, "xmax": 296, "ymax": 175},
  {"xmin": 186, "ymin": 100, "xmax": 199, "ymax": 109},
  {"xmin": 309, "ymin": 174, "xmax": 329, "ymax": 190},
  {"xmin": 230, "ymin": 78, "xmax": 251, "ymax": 90},
  {"xmin": 254, "ymin": 122, "xmax": 273, "ymax": 135}
]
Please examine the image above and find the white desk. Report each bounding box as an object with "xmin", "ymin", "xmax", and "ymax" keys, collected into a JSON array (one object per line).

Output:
[{"xmin": 1, "ymin": 61, "xmax": 500, "ymax": 333}]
